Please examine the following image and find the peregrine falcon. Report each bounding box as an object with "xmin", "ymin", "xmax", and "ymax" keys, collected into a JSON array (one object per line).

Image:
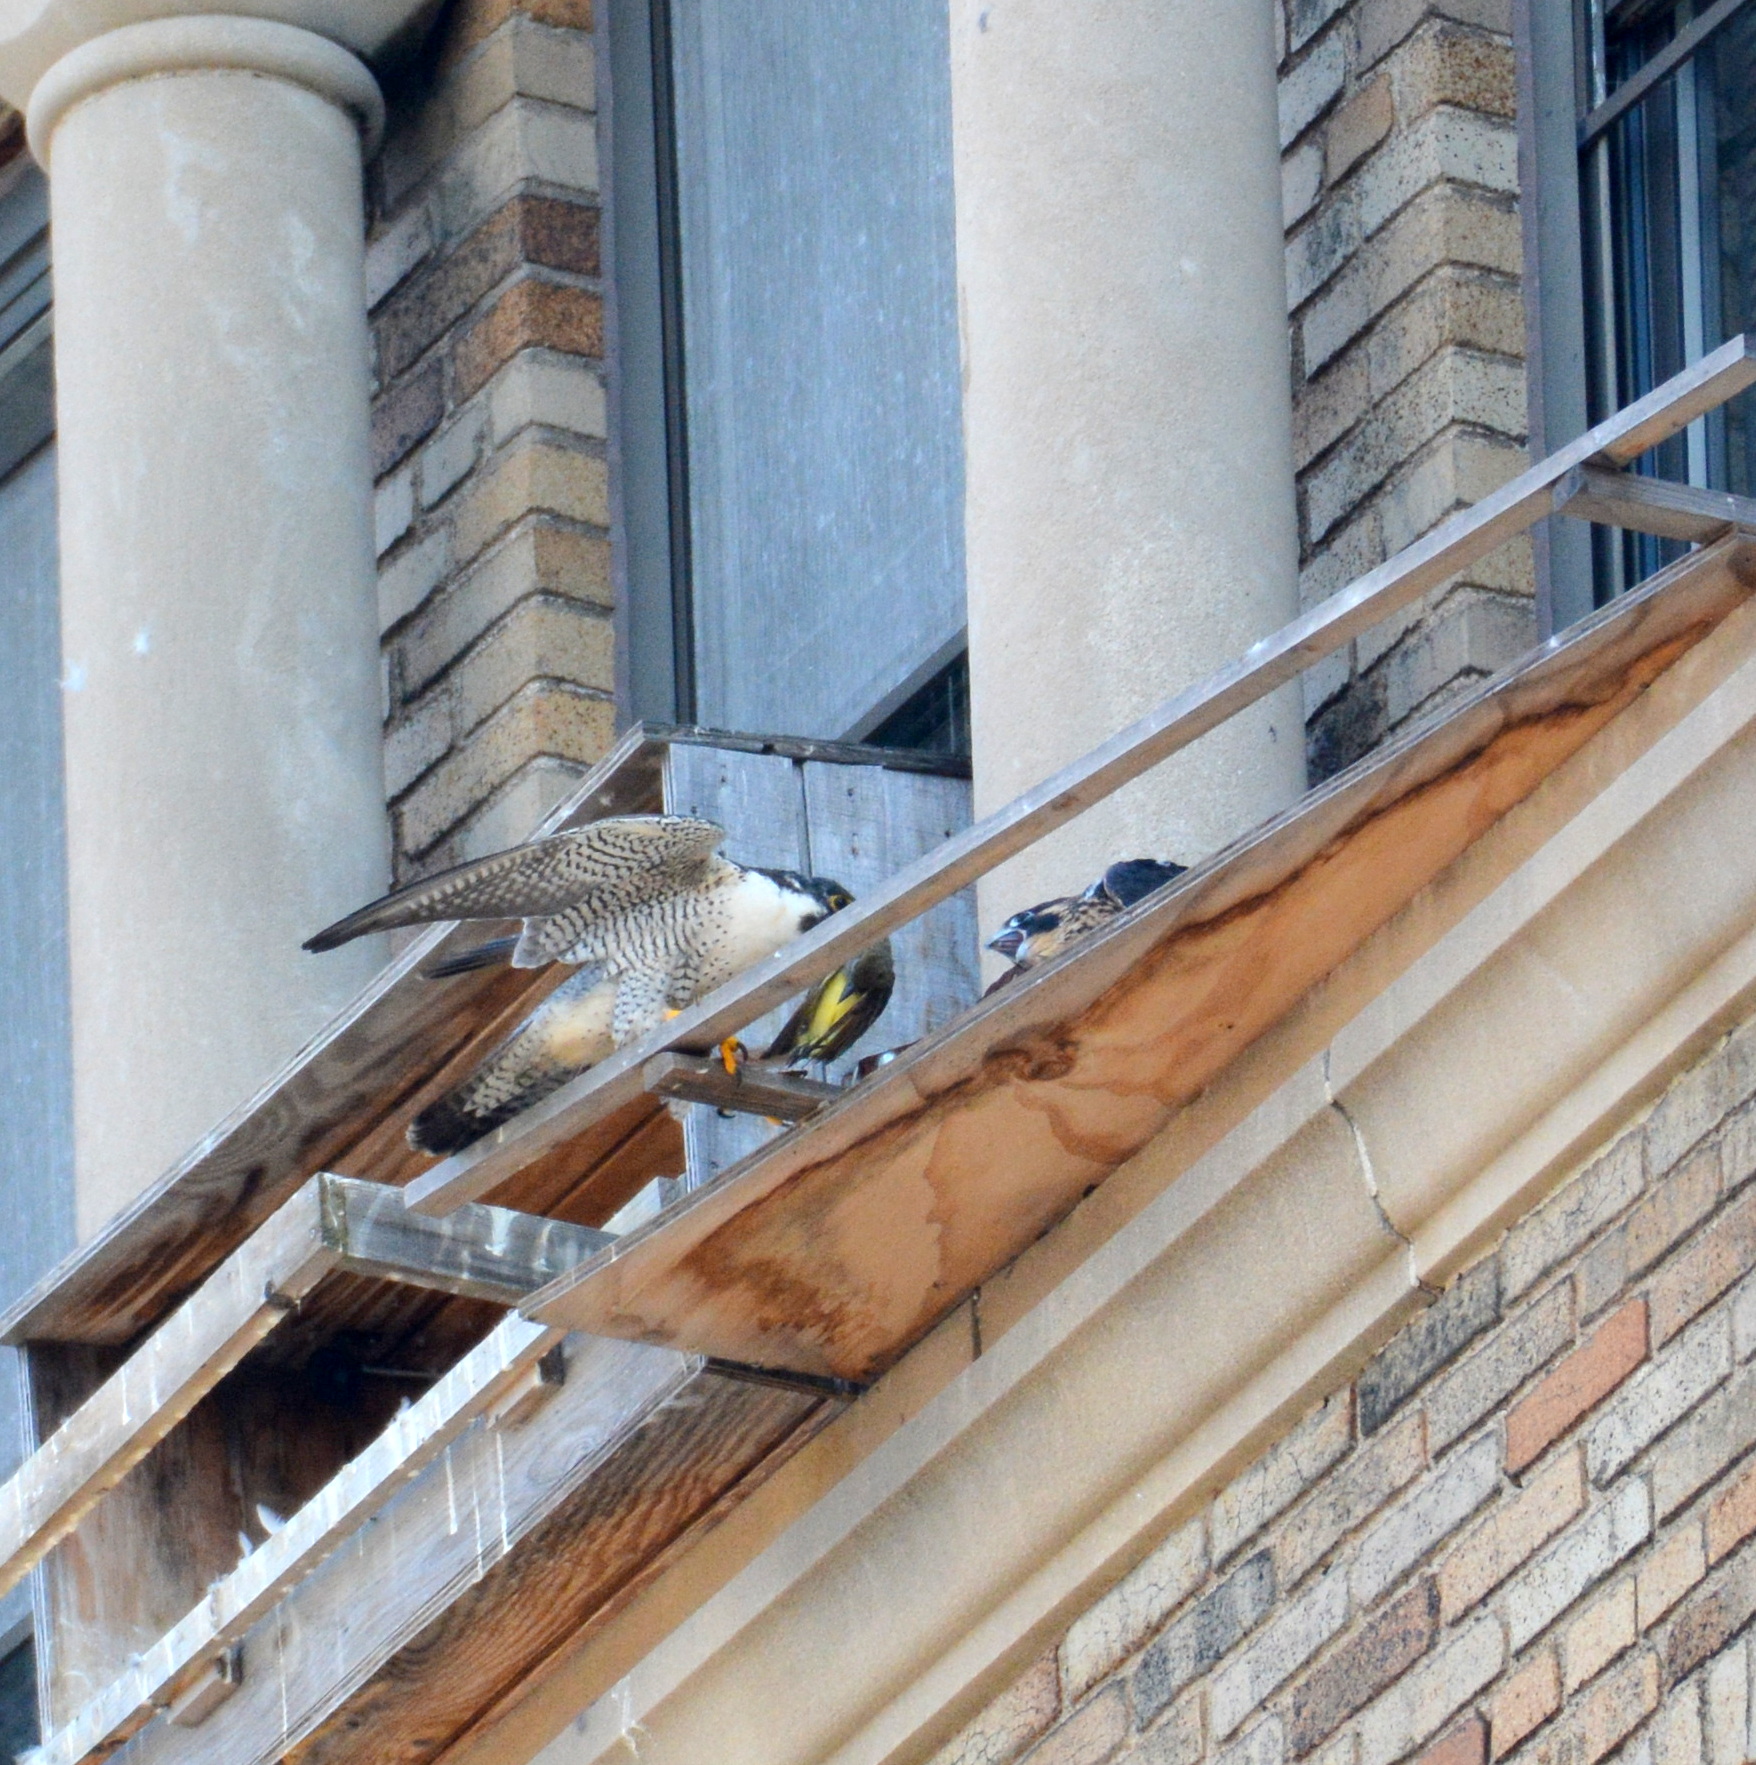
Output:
[
  {"xmin": 987, "ymin": 857, "xmax": 1186, "ymax": 973},
  {"xmin": 760, "ymin": 938, "xmax": 896, "ymax": 1070},
  {"xmin": 304, "ymin": 815, "xmax": 857, "ymax": 1154}
]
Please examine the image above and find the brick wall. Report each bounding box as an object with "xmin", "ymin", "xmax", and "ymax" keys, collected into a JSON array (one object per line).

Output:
[
  {"xmin": 932, "ymin": 1012, "xmax": 1756, "ymax": 1765},
  {"xmin": 1277, "ymin": 0, "xmax": 1537, "ymax": 781},
  {"xmin": 365, "ymin": 0, "xmax": 613, "ymax": 880}
]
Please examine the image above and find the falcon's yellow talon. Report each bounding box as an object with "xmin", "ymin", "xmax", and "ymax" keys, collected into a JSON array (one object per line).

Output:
[{"xmin": 720, "ymin": 1037, "xmax": 747, "ymax": 1077}]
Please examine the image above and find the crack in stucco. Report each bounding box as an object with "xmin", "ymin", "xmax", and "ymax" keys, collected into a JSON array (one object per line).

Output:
[{"xmin": 1322, "ymin": 1049, "xmax": 1441, "ymax": 1299}]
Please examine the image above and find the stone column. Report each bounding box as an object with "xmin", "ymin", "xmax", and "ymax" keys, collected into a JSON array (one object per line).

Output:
[
  {"xmin": 0, "ymin": 6, "xmax": 424, "ymax": 1236},
  {"xmin": 951, "ymin": 0, "xmax": 1306, "ymax": 945}
]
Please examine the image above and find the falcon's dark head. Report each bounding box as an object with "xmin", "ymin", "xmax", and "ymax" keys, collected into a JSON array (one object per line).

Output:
[
  {"xmin": 756, "ymin": 869, "xmax": 857, "ymax": 930},
  {"xmin": 986, "ymin": 896, "xmax": 1077, "ymax": 968}
]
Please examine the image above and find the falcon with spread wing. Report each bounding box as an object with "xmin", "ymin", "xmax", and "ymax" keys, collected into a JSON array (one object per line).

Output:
[{"xmin": 304, "ymin": 815, "xmax": 857, "ymax": 1155}]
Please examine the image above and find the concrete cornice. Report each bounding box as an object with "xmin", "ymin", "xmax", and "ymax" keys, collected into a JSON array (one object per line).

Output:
[
  {"xmin": 0, "ymin": 0, "xmax": 435, "ymax": 113},
  {"xmin": 22, "ymin": 13, "xmax": 385, "ymax": 159}
]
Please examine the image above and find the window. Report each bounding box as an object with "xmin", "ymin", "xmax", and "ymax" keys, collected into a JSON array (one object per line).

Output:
[
  {"xmin": 1522, "ymin": 0, "xmax": 1756, "ymax": 622},
  {"xmin": 607, "ymin": 0, "xmax": 967, "ymax": 748},
  {"xmin": 0, "ymin": 153, "xmax": 67, "ymax": 1751}
]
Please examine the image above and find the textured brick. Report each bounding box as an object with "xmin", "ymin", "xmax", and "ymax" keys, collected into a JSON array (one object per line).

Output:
[
  {"xmin": 1703, "ymin": 1639, "xmax": 1748, "ymax": 1765},
  {"xmin": 452, "ymin": 440, "xmax": 608, "ymax": 565},
  {"xmin": 1706, "ymin": 1455, "xmax": 1756, "ymax": 1563},
  {"xmin": 1356, "ymin": 0, "xmax": 1512, "ymax": 68},
  {"xmin": 384, "ymin": 692, "xmax": 451, "ymax": 798},
  {"xmin": 1217, "ymin": 1396, "xmax": 1351, "ymax": 1566},
  {"xmin": 1488, "ymin": 1650, "xmax": 1559, "ymax": 1759},
  {"xmin": 1217, "ymin": 1717, "xmax": 1287, "ymax": 1765},
  {"xmin": 1649, "ymin": 1187, "xmax": 1756, "ymax": 1347},
  {"xmin": 1560, "ymin": 1577, "xmax": 1636, "ymax": 1694},
  {"xmin": 1664, "ymin": 1535, "xmax": 1756, "ymax": 1685},
  {"xmin": 366, "ymin": 200, "xmax": 436, "ymax": 309},
  {"xmin": 372, "ymin": 357, "xmax": 446, "ymax": 477},
  {"xmin": 1438, "ymin": 1448, "xmax": 1585, "ymax": 1622},
  {"xmin": 1636, "ymin": 1522, "xmax": 1705, "ymax": 1630},
  {"xmin": 1426, "ymin": 1282, "xmax": 1573, "ymax": 1453},
  {"xmin": 449, "ymin": 596, "xmax": 614, "ymax": 734},
  {"xmin": 1062, "ymin": 1516, "xmax": 1207, "ymax": 1700},
  {"xmin": 1418, "ymin": 1717, "xmax": 1487, "ymax": 1765},
  {"xmin": 1132, "ymin": 1553, "xmax": 1275, "ymax": 1726},
  {"xmin": 438, "ymin": 100, "xmax": 599, "ymax": 239},
  {"xmin": 1646, "ymin": 1026, "xmax": 1756, "ymax": 1178},
  {"xmin": 1355, "ymin": 1616, "xmax": 1504, "ymax": 1765},
  {"xmin": 1327, "ymin": 76, "xmax": 1395, "ymax": 184},
  {"xmin": 1388, "ymin": 21, "xmax": 1516, "ymax": 124},
  {"xmin": 455, "ymin": 277, "xmax": 604, "ymax": 401},
  {"xmin": 1648, "ymin": 1358, "xmax": 1756, "ymax": 1521},
  {"xmin": 375, "ymin": 195, "xmax": 599, "ymax": 381},
  {"xmin": 1286, "ymin": 141, "xmax": 1325, "ymax": 227},
  {"xmin": 1503, "ymin": 1477, "xmax": 1651, "ymax": 1650},
  {"xmin": 1577, "ymin": 1152, "xmax": 1720, "ymax": 1322},
  {"xmin": 1352, "ymin": 1432, "xmax": 1499, "ymax": 1607},
  {"xmin": 1288, "ymin": 1579, "xmax": 1438, "ymax": 1756},
  {"xmin": 487, "ymin": 348, "xmax": 607, "ymax": 444},
  {"xmin": 1277, "ymin": 1409, "xmax": 1426, "ymax": 1589},
  {"xmin": 1212, "ymin": 1571, "xmax": 1349, "ymax": 1739},
  {"xmin": 1567, "ymin": 1652, "xmax": 1660, "ymax": 1765},
  {"xmin": 1363, "ymin": 267, "xmax": 1525, "ymax": 405},
  {"xmin": 379, "ymin": 529, "xmax": 453, "ymax": 635},
  {"xmin": 1651, "ymin": 1678, "xmax": 1704, "ymax": 1765},
  {"xmin": 421, "ymin": 406, "xmax": 488, "ymax": 508},
  {"xmin": 443, "ymin": 0, "xmax": 593, "ymax": 68},
  {"xmin": 1023, "ymin": 1683, "xmax": 1127, "ymax": 1765},
  {"xmin": 395, "ymin": 683, "xmax": 614, "ymax": 852},
  {"xmin": 1289, "ymin": 0, "xmax": 1349, "ymax": 52},
  {"xmin": 1360, "ymin": 1261, "xmax": 1500, "ymax": 1435},
  {"xmin": 1501, "ymin": 1137, "xmax": 1643, "ymax": 1303},
  {"xmin": 1281, "ymin": 35, "xmax": 1347, "ymax": 148},
  {"xmin": 401, "ymin": 520, "xmax": 611, "ymax": 693},
  {"xmin": 1133, "ymin": 1697, "xmax": 1203, "ymax": 1765},
  {"xmin": 1508, "ymin": 1301, "xmax": 1647, "ymax": 1474},
  {"xmin": 1586, "ymin": 1314, "xmax": 1731, "ymax": 1488},
  {"xmin": 1295, "ymin": 354, "xmax": 1373, "ymax": 473},
  {"xmin": 376, "ymin": 467, "xmax": 415, "ymax": 556}
]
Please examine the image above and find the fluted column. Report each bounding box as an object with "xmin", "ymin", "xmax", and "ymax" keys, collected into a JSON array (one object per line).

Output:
[
  {"xmin": 951, "ymin": 0, "xmax": 1306, "ymax": 944},
  {"xmin": 0, "ymin": 5, "xmax": 427, "ymax": 1235}
]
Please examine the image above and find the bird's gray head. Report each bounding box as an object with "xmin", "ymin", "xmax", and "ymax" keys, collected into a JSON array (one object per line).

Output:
[{"xmin": 755, "ymin": 869, "xmax": 856, "ymax": 929}]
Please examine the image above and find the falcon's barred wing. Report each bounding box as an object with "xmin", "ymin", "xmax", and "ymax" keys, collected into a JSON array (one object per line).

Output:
[{"xmin": 303, "ymin": 815, "xmax": 725, "ymax": 953}]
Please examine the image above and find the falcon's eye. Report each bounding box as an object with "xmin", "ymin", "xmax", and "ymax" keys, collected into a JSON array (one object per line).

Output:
[{"xmin": 828, "ymin": 890, "xmax": 851, "ymax": 911}]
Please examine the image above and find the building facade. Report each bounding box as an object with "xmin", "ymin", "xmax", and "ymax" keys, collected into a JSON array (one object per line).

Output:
[{"xmin": 0, "ymin": 2, "xmax": 1754, "ymax": 1764}]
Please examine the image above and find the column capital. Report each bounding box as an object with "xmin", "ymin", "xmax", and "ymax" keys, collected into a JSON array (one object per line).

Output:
[{"xmin": 0, "ymin": 2, "xmax": 434, "ymax": 153}]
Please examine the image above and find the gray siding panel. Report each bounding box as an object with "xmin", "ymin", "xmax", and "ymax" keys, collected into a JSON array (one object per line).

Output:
[{"xmin": 672, "ymin": 0, "xmax": 966, "ymax": 739}]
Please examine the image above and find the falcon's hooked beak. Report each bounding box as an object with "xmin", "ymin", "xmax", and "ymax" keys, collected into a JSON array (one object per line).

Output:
[{"xmin": 986, "ymin": 922, "xmax": 1027, "ymax": 964}]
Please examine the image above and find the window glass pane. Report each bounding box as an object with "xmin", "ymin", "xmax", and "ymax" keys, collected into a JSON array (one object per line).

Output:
[
  {"xmin": 1583, "ymin": 0, "xmax": 1756, "ymax": 595},
  {"xmin": 670, "ymin": 0, "xmax": 966, "ymax": 741}
]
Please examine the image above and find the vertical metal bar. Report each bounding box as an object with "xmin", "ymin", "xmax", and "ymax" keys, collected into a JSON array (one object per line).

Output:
[{"xmin": 649, "ymin": 0, "xmax": 696, "ymax": 725}]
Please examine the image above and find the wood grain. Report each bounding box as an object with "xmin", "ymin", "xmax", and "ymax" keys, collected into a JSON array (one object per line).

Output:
[
  {"xmin": 521, "ymin": 535, "xmax": 1756, "ymax": 1381},
  {"xmin": 405, "ymin": 343, "xmax": 1756, "ymax": 1219},
  {"xmin": 99, "ymin": 1346, "xmax": 830, "ymax": 1765}
]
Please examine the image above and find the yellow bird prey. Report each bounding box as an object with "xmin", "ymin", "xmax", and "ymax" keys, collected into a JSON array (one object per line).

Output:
[
  {"xmin": 304, "ymin": 815, "xmax": 856, "ymax": 1155},
  {"xmin": 761, "ymin": 938, "xmax": 896, "ymax": 1070}
]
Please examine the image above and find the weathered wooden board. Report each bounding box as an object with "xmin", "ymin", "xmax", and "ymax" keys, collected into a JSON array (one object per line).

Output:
[
  {"xmin": 1555, "ymin": 465, "xmax": 1756, "ymax": 544},
  {"xmin": 0, "ymin": 726, "xmax": 966, "ymax": 1354},
  {"xmin": 35, "ymin": 1314, "xmax": 563, "ymax": 1765},
  {"xmin": 800, "ymin": 759, "xmax": 978, "ymax": 1075},
  {"xmin": 666, "ymin": 745, "xmax": 808, "ymax": 1186},
  {"xmin": 520, "ymin": 535, "xmax": 1756, "ymax": 1382},
  {"xmin": 97, "ymin": 1346, "xmax": 829, "ymax": 1765},
  {"xmin": 403, "ymin": 340, "xmax": 1756, "ymax": 1219}
]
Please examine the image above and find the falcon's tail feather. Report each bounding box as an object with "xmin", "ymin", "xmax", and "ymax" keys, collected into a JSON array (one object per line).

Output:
[{"xmin": 423, "ymin": 936, "xmax": 521, "ymax": 979}]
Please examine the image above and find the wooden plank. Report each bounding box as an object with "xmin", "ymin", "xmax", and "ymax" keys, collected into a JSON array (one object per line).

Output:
[
  {"xmin": 665, "ymin": 723, "xmax": 970, "ymax": 778},
  {"xmin": 1553, "ymin": 465, "xmax": 1756, "ymax": 544},
  {"xmin": 99, "ymin": 1346, "xmax": 830, "ymax": 1765},
  {"xmin": 316, "ymin": 1174, "xmax": 610, "ymax": 1306},
  {"xmin": 643, "ymin": 1052, "xmax": 840, "ymax": 1121},
  {"xmin": 516, "ymin": 535, "xmax": 1756, "ymax": 1381},
  {"xmin": 34, "ymin": 1313, "xmax": 563, "ymax": 1765},
  {"xmin": 0, "ymin": 724, "xmax": 676, "ymax": 1350},
  {"xmin": 405, "ymin": 342, "xmax": 1756, "ymax": 1219},
  {"xmin": 664, "ymin": 744, "xmax": 807, "ymax": 1187},
  {"xmin": 0, "ymin": 1184, "xmax": 335, "ymax": 1609},
  {"xmin": 801, "ymin": 760, "xmax": 978, "ymax": 1076}
]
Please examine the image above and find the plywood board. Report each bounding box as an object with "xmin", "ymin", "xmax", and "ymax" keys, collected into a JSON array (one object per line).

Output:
[{"xmin": 522, "ymin": 536, "xmax": 1756, "ymax": 1382}]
